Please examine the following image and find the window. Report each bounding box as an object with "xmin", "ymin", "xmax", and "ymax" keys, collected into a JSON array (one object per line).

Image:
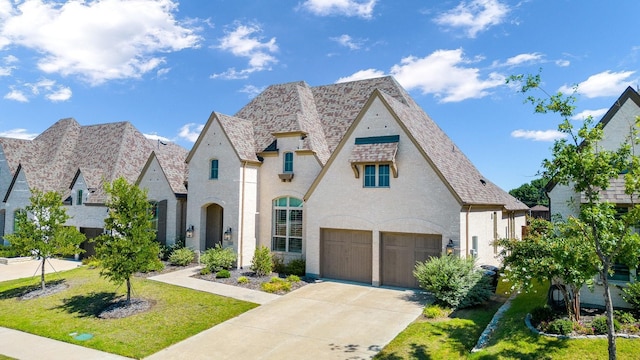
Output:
[
  {"xmin": 364, "ymin": 164, "xmax": 391, "ymax": 188},
  {"xmin": 210, "ymin": 159, "xmax": 219, "ymax": 179},
  {"xmin": 150, "ymin": 201, "xmax": 158, "ymax": 232},
  {"xmin": 283, "ymin": 152, "xmax": 293, "ymax": 173},
  {"xmin": 272, "ymin": 197, "xmax": 303, "ymax": 253},
  {"xmin": 77, "ymin": 189, "xmax": 83, "ymax": 205},
  {"xmin": 607, "ymin": 263, "xmax": 631, "ymax": 282}
]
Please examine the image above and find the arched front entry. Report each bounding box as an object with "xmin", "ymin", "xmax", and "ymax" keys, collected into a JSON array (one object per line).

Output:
[{"xmin": 205, "ymin": 203, "xmax": 223, "ymax": 249}]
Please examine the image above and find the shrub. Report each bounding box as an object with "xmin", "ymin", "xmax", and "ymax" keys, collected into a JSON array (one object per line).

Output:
[
  {"xmin": 286, "ymin": 275, "xmax": 301, "ymax": 283},
  {"xmin": 201, "ymin": 245, "xmax": 236, "ymax": 272},
  {"xmin": 0, "ymin": 245, "xmax": 24, "ymax": 258},
  {"xmin": 413, "ymin": 255, "xmax": 493, "ymax": 309},
  {"xmin": 286, "ymin": 259, "xmax": 306, "ymax": 276},
  {"xmin": 237, "ymin": 276, "xmax": 249, "ymax": 284},
  {"xmin": 530, "ymin": 305, "xmax": 556, "ymax": 326},
  {"xmin": 622, "ymin": 282, "xmax": 640, "ymax": 311},
  {"xmin": 159, "ymin": 242, "xmax": 184, "ymax": 261},
  {"xmin": 546, "ymin": 319, "xmax": 573, "ymax": 335},
  {"xmin": 216, "ymin": 269, "xmax": 231, "ymax": 279},
  {"xmin": 169, "ymin": 247, "xmax": 195, "ymax": 266},
  {"xmin": 423, "ymin": 305, "xmax": 449, "ymax": 319},
  {"xmin": 200, "ymin": 267, "xmax": 211, "ymax": 275},
  {"xmin": 260, "ymin": 277, "xmax": 291, "ymax": 293},
  {"xmin": 251, "ymin": 246, "xmax": 273, "ymax": 276},
  {"xmin": 615, "ymin": 310, "xmax": 636, "ymax": 324},
  {"xmin": 82, "ymin": 256, "xmax": 101, "ymax": 268},
  {"xmin": 272, "ymin": 255, "xmax": 286, "ymax": 274},
  {"xmin": 591, "ymin": 315, "xmax": 620, "ymax": 334}
]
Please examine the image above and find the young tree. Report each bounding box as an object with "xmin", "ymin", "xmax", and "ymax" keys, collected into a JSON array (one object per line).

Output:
[
  {"xmin": 5, "ymin": 190, "xmax": 85, "ymax": 290},
  {"xmin": 94, "ymin": 177, "xmax": 161, "ymax": 304},
  {"xmin": 509, "ymin": 73, "xmax": 640, "ymax": 360}
]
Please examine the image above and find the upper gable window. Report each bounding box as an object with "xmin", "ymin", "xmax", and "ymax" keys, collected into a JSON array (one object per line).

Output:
[
  {"xmin": 210, "ymin": 159, "xmax": 219, "ymax": 180},
  {"xmin": 77, "ymin": 189, "xmax": 83, "ymax": 205},
  {"xmin": 283, "ymin": 152, "xmax": 293, "ymax": 173},
  {"xmin": 364, "ymin": 164, "xmax": 390, "ymax": 188}
]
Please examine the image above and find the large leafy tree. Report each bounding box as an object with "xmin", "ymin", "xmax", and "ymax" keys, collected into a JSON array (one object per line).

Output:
[
  {"xmin": 94, "ymin": 177, "xmax": 160, "ymax": 304},
  {"xmin": 509, "ymin": 73, "xmax": 640, "ymax": 360},
  {"xmin": 5, "ymin": 190, "xmax": 85, "ymax": 290},
  {"xmin": 509, "ymin": 178, "xmax": 549, "ymax": 207}
]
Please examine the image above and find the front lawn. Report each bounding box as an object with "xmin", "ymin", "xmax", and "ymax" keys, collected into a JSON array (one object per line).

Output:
[{"xmin": 0, "ymin": 266, "xmax": 258, "ymax": 359}]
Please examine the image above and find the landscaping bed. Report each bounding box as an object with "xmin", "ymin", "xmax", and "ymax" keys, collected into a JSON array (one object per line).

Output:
[{"xmin": 193, "ymin": 267, "xmax": 312, "ymax": 294}]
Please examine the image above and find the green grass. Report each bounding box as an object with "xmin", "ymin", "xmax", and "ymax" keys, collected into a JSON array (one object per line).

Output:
[
  {"xmin": 0, "ymin": 266, "xmax": 258, "ymax": 359},
  {"xmin": 376, "ymin": 280, "xmax": 640, "ymax": 359}
]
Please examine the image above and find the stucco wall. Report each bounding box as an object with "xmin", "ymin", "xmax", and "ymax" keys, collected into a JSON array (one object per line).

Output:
[
  {"xmin": 256, "ymin": 133, "xmax": 322, "ymax": 263},
  {"xmin": 65, "ymin": 172, "xmax": 109, "ymax": 229},
  {"xmin": 305, "ymin": 97, "xmax": 462, "ymax": 283},
  {"xmin": 3, "ymin": 170, "xmax": 32, "ymax": 243}
]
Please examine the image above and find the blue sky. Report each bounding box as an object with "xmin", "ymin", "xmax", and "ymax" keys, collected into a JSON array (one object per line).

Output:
[{"xmin": 0, "ymin": 0, "xmax": 638, "ymax": 191}]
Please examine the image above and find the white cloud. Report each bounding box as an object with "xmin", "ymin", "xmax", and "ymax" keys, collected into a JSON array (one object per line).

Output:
[
  {"xmin": 300, "ymin": 0, "xmax": 377, "ymax": 19},
  {"xmin": 331, "ymin": 34, "xmax": 363, "ymax": 50},
  {"xmin": 4, "ymin": 78, "xmax": 72, "ymax": 102},
  {"xmin": 212, "ymin": 22, "xmax": 278, "ymax": 80},
  {"xmin": 0, "ymin": 0, "xmax": 200, "ymax": 85},
  {"xmin": 0, "ymin": 128, "xmax": 38, "ymax": 139},
  {"xmin": 572, "ymin": 108, "xmax": 608, "ymax": 121},
  {"xmin": 511, "ymin": 129, "xmax": 566, "ymax": 142},
  {"xmin": 559, "ymin": 70, "xmax": 636, "ymax": 98},
  {"xmin": 336, "ymin": 69, "xmax": 385, "ymax": 83},
  {"xmin": 555, "ymin": 59, "xmax": 570, "ymax": 67},
  {"xmin": 239, "ymin": 84, "xmax": 265, "ymax": 98},
  {"xmin": 0, "ymin": 54, "xmax": 18, "ymax": 76},
  {"xmin": 178, "ymin": 123, "xmax": 204, "ymax": 142},
  {"xmin": 503, "ymin": 53, "xmax": 543, "ymax": 67},
  {"xmin": 434, "ymin": 0, "xmax": 509, "ymax": 38},
  {"xmin": 144, "ymin": 133, "xmax": 172, "ymax": 142},
  {"xmin": 4, "ymin": 88, "xmax": 27, "ymax": 102},
  {"xmin": 390, "ymin": 49, "xmax": 504, "ymax": 102}
]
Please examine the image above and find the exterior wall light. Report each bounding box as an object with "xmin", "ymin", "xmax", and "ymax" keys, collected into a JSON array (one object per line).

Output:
[
  {"xmin": 446, "ymin": 239, "xmax": 455, "ymax": 256},
  {"xmin": 186, "ymin": 225, "xmax": 194, "ymax": 238},
  {"xmin": 223, "ymin": 227, "xmax": 232, "ymax": 242}
]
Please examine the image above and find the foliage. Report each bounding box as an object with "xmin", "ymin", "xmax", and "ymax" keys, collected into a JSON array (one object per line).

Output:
[
  {"xmin": 237, "ymin": 276, "xmax": 249, "ymax": 284},
  {"xmin": 592, "ymin": 316, "xmax": 617, "ymax": 335},
  {"xmin": 286, "ymin": 274, "xmax": 300, "ymax": 282},
  {"xmin": 216, "ymin": 269, "xmax": 231, "ymax": 278},
  {"xmin": 497, "ymin": 216, "xmax": 598, "ymax": 321},
  {"xmin": 250, "ymin": 245, "xmax": 273, "ymax": 276},
  {"xmin": 159, "ymin": 242, "xmax": 183, "ymax": 261},
  {"xmin": 0, "ymin": 244, "xmax": 25, "ymax": 258},
  {"xmin": 200, "ymin": 245, "xmax": 236, "ymax": 273},
  {"xmin": 260, "ymin": 277, "xmax": 291, "ymax": 293},
  {"xmin": 141, "ymin": 258, "xmax": 165, "ymax": 272},
  {"xmin": 0, "ymin": 266, "xmax": 258, "ymax": 359},
  {"xmin": 169, "ymin": 247, "xmax": 195, "ymax": 266},
  {"xmin": 422, "ymin": 304, "xmax": 450, "ymax": 319},
  {"xmin": 621, "ymin": 282, "xmax": 640, "ymax": 311},
  {"xmin": 93, "ymin": 177, "xmax": 160, "ymax": 303},
  {"xmin": 4, "ymin": 190, "xmax": 85, "ymax": 290},
  {"xmin": 530, "ymin": 305, "xmax": 556, "ymax": 326},
  {"xmin": 546, "ymin": 319, "xmax": 573, "ymax": 335},
  {"xmin": 199, "ymin": 267, "xmax": 211, "ymax": 275},
  {"xmin": 272, "ymin": 254, "xmax": 286, "ymax": 273},
  {"xmin": 509, "ymin": 178, "xmax": 549, "ymax": 207},
  {"xmin": 614, "ymin": 310, "xmax": 636, "ymax": 325},
  {"xmin": 413, "ymin": 255, "xmax": 493, "ymax": 309},
  {"xmin": 508, "ymin": 72, "xmax": 640, "ymax": 359},
  {"xmin": 286, "ymin": 258, "xmax": 306, "ymax": 276}
]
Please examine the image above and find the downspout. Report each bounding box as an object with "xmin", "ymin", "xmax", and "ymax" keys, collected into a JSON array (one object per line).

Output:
[
  {"xmin": 239, "ymin": 161, "xmax": 246, "ymax": 268},
  {"xmin": 466, "ymin": 205, "xmax": 471, "ymax": 258}
]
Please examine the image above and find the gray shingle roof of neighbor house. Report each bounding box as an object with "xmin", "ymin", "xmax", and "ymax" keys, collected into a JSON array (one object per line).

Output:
[
  {"xmin": 1, "ymin": 118, "xmax": 188, "ymax": 203},
  {"xmin": 194, "ymin": 75, "xmax": 527, "ymax": 211}
]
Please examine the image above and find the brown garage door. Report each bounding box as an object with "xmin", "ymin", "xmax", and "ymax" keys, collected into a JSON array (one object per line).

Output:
[
  {"xmin": 382, "ymin": 232, "xmax": 442, "ymax": 288},
  {"xmin": 321, "ymin": 228, "xmax": 372, "ymax": 284}
]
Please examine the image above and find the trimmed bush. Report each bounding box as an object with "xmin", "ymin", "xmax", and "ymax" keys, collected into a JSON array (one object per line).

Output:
[
  {"xmin": 615, "ymin": 310, "xmax": 636, "ymax": 324},
  {"xmin": 413, "ymin": 255, "xmax": 493, "ymax": 309},
  {"xmin": 546, "ymin": 319, "xmax": 573, "ymax": 335},
  {"xmin": 159, "ymin": 242, "xmax": 183, "ymax": 261},
  {"xmin": 251, "ymin": 246, "xmax": 273, "ymax": 276},
  {"xmin": 0, "ymin": 245, "xmax": 24, "ymax": 258},
  {"xmin": 169, "ymin": 247, "xmax": 195, "ymax": 266},
  {"xmin": 530, "ymin": 305, "xmax": 556, "ymax": 326},
  {"xmin": 591, "ymin": 316, "xmax": 620, "ymax": 335},
  {"xmin": 261, "ymin": 277, "xmax": 291, "ymax": 293},
  {"xmin": 201, "ymin": 245, "xmax": 236, "ymax": 272},
  {"xmin": 141, "ymin": 258, "xmax": 165, "ymax": 273},
  {"xmin": 272, "ymin": 255, "xmax": 286, "ymax": 274},
  {"xmin": 423, "ymin": 305, "xmax": 449, "ymax": 319},
  {"xmin": 286, "ymin": 274, "xmax": 301, "ymax": 283},
  {"xmin": 237, "ymin": 276, "xmax": 249, "ymax": 284},
  {"xmin": 286, "ymin": 259, "xmax": 306, "ymax": 276},
  {"xmin": 216, "ymin": 269, "xmax": 231, "ymax": 279}
]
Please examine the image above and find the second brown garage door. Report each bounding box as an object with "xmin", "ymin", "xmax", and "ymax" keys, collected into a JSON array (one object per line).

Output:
[
  {"xmin": 320, "ymin": 228, "xmax": 372, "ymax": 284},
  {"xmin": 382, "ymin": 232, "xmax": 442, "ymax": 288}
]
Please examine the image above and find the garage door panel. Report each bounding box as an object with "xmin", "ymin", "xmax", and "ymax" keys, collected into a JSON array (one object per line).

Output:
[
  {"xmin": 382, "ymin": 232, "xmax": 442, "ymax": 288},
  {"xmin": 321, "ymin": 228, "xmax": 372, "ymax": 284}
]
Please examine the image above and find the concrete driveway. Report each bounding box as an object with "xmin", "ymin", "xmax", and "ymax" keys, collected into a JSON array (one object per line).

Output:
[{"xmin": 147, "ymin": 281, "xmax": 428, "ymax": 360}]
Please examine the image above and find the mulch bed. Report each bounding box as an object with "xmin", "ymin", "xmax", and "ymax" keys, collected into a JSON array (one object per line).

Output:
[{"xmin": 193, "ymin": 268, "xmax": 312, "ymax": 294}]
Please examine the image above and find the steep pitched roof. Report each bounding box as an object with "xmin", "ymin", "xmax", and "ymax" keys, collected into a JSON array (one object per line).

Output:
[
  {"xmin": 0, "ymin": 137, "xmax": 36, "ymax": 174},
  {"xmin": 148, "ymin": 139, "xmax": 189, "ymax": 194}
]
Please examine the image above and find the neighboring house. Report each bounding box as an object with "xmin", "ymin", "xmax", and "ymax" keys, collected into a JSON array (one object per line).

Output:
[
  {"xmin": 186, "ymin": 76, "xmax": 528, "ymax": 288},
  {"xmin": 529, "ymin": 205, "xmax": 550, "ymax": 220},
  {"xmin": 0, "ymin": 118, "xmax": 188, "ymax": 256},
  {"xmin": 547, "ymin": 86, "xmax": 640, "ymax": 308}
]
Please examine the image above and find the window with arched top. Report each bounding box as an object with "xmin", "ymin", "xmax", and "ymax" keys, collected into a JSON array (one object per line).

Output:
[{"xmin": 272, "ymin": 196, "xmax": 302, "ymax": 253}]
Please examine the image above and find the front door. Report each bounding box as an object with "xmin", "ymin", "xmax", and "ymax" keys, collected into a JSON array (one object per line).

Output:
[{"xmin": 205, "ymin": 204, "xmax": 223, "ymax": 249}]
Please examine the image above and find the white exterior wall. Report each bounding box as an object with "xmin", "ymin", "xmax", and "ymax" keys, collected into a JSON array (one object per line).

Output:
[
  {"xmin": 0, "ymin": 145, "xmax": 16, "ymax": 244},
  {"xmin": 305, "ymin": 98, "xmax": 461, "ymax": 284},
  {"xmin": 256, "ymin": 134, "xmax": 322, "ymax": 263},
  {"xmin": 185, "ymin": 118, "xmax": 246, "ymax": 266},
  {"xmin": 601, "ymin": 97, "xmax": 640, "ymax": 152},
  {"xmin": 138, "ymin": 156, "xmax": 182, "ymax": 246},
  {"xmin": 4, "ymin": 170, "xmax": 32, "ymax": 240},
  {"xmin": 237, "ymin": 164, "xmax": 258, "ymax": 268},
  {"xmin": 66, "ymin": 172, "xmax": 109, "ymax": 229}
]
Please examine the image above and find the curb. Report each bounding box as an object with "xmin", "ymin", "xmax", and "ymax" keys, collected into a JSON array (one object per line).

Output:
[{"xmin": 471, "ymin": 292, "xmax": 517, "ymax": 352}]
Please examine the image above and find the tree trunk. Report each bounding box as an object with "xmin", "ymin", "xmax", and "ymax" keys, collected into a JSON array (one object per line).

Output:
[
  {"xmin": 558, "ymin": 285, "xmax": 575, "ymax": 321},
  {"xmin": 571, "ymin": 286, "xmax": 581, "ymax": 322},
  {"xmin": 126, "ymin": 278, "xmax": 131, "ymax": 304},
  {"xmin": 600, "ymin": 268, "xmax": 617, "ymax": 360},
  {"xmin": 40, "ymin": 256, "xmax": 46, "ymax": 291}
]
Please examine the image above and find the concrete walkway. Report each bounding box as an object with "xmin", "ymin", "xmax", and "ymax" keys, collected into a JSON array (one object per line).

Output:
[{"xmin": 0, "ymin": 260, "xmax": 428, "ymax": 360}]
